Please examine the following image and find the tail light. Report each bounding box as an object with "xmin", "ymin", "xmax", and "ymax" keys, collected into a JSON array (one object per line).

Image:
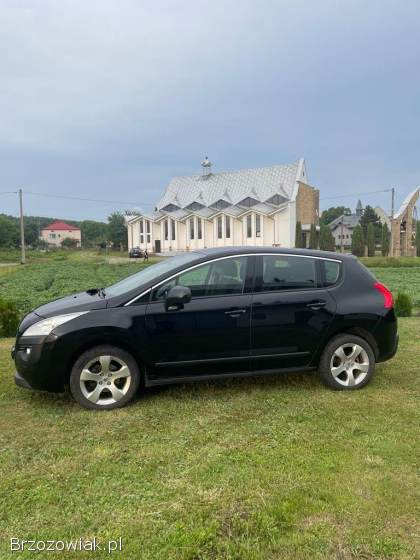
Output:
[{"xmin": 374, "ymin": 282, "xmax": 393, "ymax": 309}]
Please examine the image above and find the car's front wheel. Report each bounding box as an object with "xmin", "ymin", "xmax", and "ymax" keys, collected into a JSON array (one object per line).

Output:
[
  {"xmin": 318, "ymin": 334, "xmax": 375, "ymax": 390},
  {"xmin": 69, "ymin": 345, "xmax": 141, "ymax": 410}
]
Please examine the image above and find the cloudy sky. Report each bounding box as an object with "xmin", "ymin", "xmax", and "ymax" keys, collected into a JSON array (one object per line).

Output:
[{"xmin": 0, "ymin": 0, "xmax": 419, "ymax": 222}]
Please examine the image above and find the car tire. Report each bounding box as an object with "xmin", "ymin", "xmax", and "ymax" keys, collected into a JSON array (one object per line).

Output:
[
  {"xmin": 318, "ymin": 334, "xmax": 375, "ymax": 390},
  {"xmin": 69, "ymin": 345, "xmax": 141, "ymax": 410}
]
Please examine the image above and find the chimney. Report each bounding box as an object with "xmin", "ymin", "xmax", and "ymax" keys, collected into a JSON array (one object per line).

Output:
[{"xmin": 201, "ymin": 156, "xmax": 212, "ymax": 176}]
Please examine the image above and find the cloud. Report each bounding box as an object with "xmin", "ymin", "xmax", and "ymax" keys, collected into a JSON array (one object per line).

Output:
[{"xmin": 0, "ymin": 0, "xmax": 419, "ymax": 219}]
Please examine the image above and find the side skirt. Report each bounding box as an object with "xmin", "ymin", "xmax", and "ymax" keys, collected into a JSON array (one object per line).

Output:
[{"xmin": 144, "ymin": 366, "xmax": 317, "ymax": 387}]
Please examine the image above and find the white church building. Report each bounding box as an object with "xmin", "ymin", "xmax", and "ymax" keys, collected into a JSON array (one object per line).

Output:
[{"xmin": 127, "ymin": 158, "xmax": 319, "ymax": 253}]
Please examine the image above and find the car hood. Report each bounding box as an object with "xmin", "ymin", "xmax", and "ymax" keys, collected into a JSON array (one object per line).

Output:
[{"xmin": 34, "ymin": 291, "xmax": 109, "ymax": 318}]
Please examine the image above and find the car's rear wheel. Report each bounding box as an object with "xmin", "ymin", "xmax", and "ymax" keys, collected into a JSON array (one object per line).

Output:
[
  {"xmin": 69, "ymin": 345, "xmax": 141, "ymax": 410},
  {"xmin": 318, "ymin": 334, "xmax": 375, "ymax": 390}
]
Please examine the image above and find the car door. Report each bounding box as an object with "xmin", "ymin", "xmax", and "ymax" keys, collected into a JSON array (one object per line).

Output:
[
  {"xmin": 250, "ymin": 254, "xmax": 337, "ymax": 371},
  {"xmin": 144, "ymin": 255, "xmax": 254, "ymax": 381}
]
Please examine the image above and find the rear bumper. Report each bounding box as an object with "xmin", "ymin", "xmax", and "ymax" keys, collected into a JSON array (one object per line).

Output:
[{"xmin": 377, "ymin": 332, "xmax": 399, "ymax": 363}]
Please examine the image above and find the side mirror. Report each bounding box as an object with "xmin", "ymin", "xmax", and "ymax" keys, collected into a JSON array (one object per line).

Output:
[{"xmin": 165, "ymin": 285, "xmax": 192, "ymax": 311}]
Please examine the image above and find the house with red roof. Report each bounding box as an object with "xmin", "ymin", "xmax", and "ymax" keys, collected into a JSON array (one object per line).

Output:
[{"xmin": 40, "ymin": 220, "xmax": 81, "ymax": 248}]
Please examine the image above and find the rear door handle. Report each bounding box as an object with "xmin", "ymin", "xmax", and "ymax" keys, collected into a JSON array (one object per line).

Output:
[
  {"xmin": 306, "ymin": 301, "xmax": 326, "ymax": 310},
  {"xmin": 225, "ymin": 309, "xmax": 247, "ymax": 317}
]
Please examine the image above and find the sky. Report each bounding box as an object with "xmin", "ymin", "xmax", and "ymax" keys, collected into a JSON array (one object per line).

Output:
[{"xmin": 0, "ymin": 0, "xmax": 419, "ymax": 222}]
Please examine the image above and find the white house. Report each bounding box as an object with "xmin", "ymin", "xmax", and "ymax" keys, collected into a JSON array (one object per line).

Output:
[{"xmin": 127, "ymin": 158, "xmax": 319, "ymax": 253}]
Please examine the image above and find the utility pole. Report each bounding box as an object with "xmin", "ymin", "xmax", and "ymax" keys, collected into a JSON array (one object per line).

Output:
[
  {"xmin": 390, "ymin": 187, "xmax": 395, "ymax": 257},
  {"xmin": 19, "ymin": 188, "xmax": 26, "ymax": 264},
  {"xmin": 391, "ymin": 187, "xmax": 395, "ymax": 220},
  {"xmin": 340, "ymin": 214, "xmax": 344, "ymax": 253}
]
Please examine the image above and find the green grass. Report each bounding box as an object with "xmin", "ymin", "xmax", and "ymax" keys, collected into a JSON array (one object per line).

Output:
[
  {"xmin": 369, "ymin": 268, "xmax": 420, "ymax": 308},
  {"xmin": 360, "ymin": 256, "xmax": 420, "ymax": 268},
  {"xmin": 0, "ymin": 318, "xmax": 418, "ymax": 559},
  {"xmin": 0, "ymin": 252, "xmax": 160, "ymax": 317},
  {"xmin": 0, "ymin": 250, "xmax": 419, "ymax": 318}
]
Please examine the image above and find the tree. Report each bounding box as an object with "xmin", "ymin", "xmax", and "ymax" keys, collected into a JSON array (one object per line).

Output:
[
  {"xmin": 80, "ymin": 220, "xmax": 108, "ymax": 247},
  {"xmin": 319, "ymin": 224, "xmax": 335, "ymax": 251},
  {"xmin": 24, "ymin": 221, "xmax": 40, "ymax": 247},
  {"xmin": 360, "ymin": 205, "xmax": 381, "ymax": 239},
  {"xmin": 416, "ymin": 221, "xmax": 420, "ymax": 257},
  {"xmin": 367, "ymin": 222, "xmax": 375, "ymax": 257},
  {"xmin": 351, "ymin": 225, "xmax": 365, "ymax": 257},
  {"xmin": 381, "ymin": 223, "xmax": 390, "ymax": 256},
  {"xmin": 295, "ymin": 221, "xmax": 303, "ymax": 248},
  {"xmin": 0, "ymin": 215, "xmax": 19, "ymax": 248},
  {"xmin": 320, "ymin": 206, "xmax": 351, "ymax": 226},
  {"xmin": 309, "ymin": 224, "xmax": 318, "ymax": 249},
  {"xmin": 108, "ymin": 212, "xmax": 127, "ymax": 250}
]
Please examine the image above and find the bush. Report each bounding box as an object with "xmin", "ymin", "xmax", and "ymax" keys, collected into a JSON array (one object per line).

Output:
[
  {"xmin": 0, "ymin": 298, "xmax": 19, "ymax": 337},
  {"xmin": 61, "ymin": 237, "xmax": 79, "ymax": 249},
  {"xmin": 394, "ymin": 292, "xmax": 412, "ymax": 317}
]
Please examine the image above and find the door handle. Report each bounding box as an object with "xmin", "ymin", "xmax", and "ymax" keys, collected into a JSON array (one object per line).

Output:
[
  {"xmin": 306, "ymin": 301, "xmax": 326, "ymax": 310},
  {"xmin": 225, "ymin": 309, "xmax": 247, "ymax": 317}
]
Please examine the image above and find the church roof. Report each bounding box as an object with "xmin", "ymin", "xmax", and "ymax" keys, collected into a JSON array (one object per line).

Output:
[{"xmin": 156, "ymin": 159, "xmax": 306, "ymax": 212}]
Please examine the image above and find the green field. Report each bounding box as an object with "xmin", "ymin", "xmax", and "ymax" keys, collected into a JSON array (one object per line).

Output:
[
  {"xmin": 369, "ymin": 267, "xmax": 420, "ymax": 307},
  {"xmin": 0, "ymin": 251, "xmax": 419, "ymax": 318},
  {"xmin": 0, "ymin": 318, "xmax": 418, "ymax": 559},
  {"xmin": 0, "ymin": 252, "xmax": 158, "ymax": 317}
]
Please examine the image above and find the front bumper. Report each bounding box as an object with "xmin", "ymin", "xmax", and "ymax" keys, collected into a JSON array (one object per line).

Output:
[
  {"xmin": 12, "ymin": 333, "xmax": 66, "ymax": 393},
  {"xmin": 14, "ymin": 371, "xmax": 34, "ymax": 390}
]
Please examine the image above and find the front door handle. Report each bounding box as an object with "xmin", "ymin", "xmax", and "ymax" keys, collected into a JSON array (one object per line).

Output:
[
  {"xmin": 306, "ymin": 301, "xmax": 327, "ymax": 310},
  {"xmin": 225, "ymin": 309, "xmax": 247, "ymax": 317}
]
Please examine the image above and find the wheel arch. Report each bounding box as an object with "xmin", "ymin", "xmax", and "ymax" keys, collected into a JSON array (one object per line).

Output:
[
  {"xmin": 62, "ymin": 333, "xmax": 145, "ymax": 386},
  {"xmin": 313, "ymin": 326, "xmax": 379, "ymax": 366}
]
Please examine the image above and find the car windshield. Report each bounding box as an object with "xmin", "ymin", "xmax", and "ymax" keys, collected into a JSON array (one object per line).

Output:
[{"xmin": 105, "ymin": 252, "xmax": 203, "ymax": 297}]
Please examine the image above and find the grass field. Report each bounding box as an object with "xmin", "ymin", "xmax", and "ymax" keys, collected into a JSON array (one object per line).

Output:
[
  {"xmin": 0, "ymin": 318, "xmax": 418, "ymax": 559},
  {"xmin": 0, "ymin": 251, "xmax": 419, "ymax": 317},
  {"xmin": 0, "ymin": 251, "xmax": 159, "ymax": 317}
]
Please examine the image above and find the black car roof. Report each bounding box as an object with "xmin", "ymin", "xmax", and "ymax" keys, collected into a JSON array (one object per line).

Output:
[{"xmin": 195, "ymin": 246, "xmax": 353, "ymax": 261}]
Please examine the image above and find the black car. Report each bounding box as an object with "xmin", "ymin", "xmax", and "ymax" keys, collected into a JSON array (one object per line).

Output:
[
  {"xmin": 129, "ymin": 247, "xmax": 144, "ymax": 258},
  {"xmin": 13, "ymin": 247, "xmax": 398, "ymax": 410}
]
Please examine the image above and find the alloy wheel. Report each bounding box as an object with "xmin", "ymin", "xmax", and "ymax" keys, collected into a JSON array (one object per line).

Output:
[
  {"xmin": 329, "ymin": 343, "xmax": 370, "ymax": 387},
  {"xmin": 79, "ymin": 355, "xmax": 132, "ymax": 406}
]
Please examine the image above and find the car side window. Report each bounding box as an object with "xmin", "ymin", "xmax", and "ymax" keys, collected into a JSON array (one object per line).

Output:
[
  {"xmin": 259, "ymin": 255, "xmax": 316, "ymax": 291},
  {"xmin": 151, "ymin": 257, "xmax": 248, "ymax": 301},
  {"xmin": 321, "ymin": 260, "xmax": 341, "ymax": 286}
]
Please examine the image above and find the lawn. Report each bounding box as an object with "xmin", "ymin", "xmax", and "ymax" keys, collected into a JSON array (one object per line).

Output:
[{"xmin": 0, "ymin": 318, "xmax": 418, "ymax": 559}]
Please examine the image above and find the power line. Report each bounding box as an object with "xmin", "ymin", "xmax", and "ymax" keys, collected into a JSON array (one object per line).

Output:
[
  {"xmin": 25, "ymin": 191, "xmax": 155, "ymax": 207},
  {"xmin": 320, "ymin": 188, "xmax": 392, "ymax": 201}
]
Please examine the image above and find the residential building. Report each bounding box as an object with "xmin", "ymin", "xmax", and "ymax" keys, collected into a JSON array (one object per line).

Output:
[
  {"xmin": 329, "ymin": 200, "xmax": 364, "ymax": 248},
  {"xmin": 127, "ymin": 158, "xmax": 319, "ymax": 252},
  {"xmin": 40, "ymin": 220, "xmax": 81, "ymax": 248},
  {"xmin": 329, "ymin": 200, "xmax": 390, "ymax": 248}
]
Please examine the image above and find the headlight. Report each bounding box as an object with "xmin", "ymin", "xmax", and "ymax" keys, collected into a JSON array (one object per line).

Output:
[{"xmin": 22, "ymin": 312, "xmax": 88, "ymax": 337}]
